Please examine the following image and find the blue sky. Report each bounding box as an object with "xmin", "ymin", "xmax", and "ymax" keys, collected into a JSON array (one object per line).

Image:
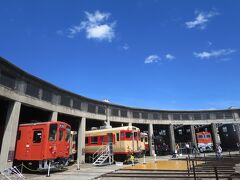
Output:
[{"xmin": 0, "ymin": 0, "xmax": 240, "ymax": 110}]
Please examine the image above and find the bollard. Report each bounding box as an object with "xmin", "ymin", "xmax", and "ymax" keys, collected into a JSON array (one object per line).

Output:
[
  {"xmin": 46, "ymin": 161, "xmax": 51, "ymax": 177},
  {"xmin": 192, "ymin": 160, "xmax": 196, "ymax": 180},
  {"xmin": 204, "ymin": 152, "xmax": 206, "ymax": 164},
  {"xmin": 21, "ymin": 162, "xmax": 23, "ymax": 174},
  {"xmin": 154, "ymin": 154, "xmax": 157, "ymax": 162},
  {"xmin": 214, "ymin": 167, "xmax": 219, "ymax": 180},
  {"xmin": 186, "ymin": 157, "xmax": 189, "ymax": 176},
  {"xmin": 228, "ymin": 150, "xmax": 231, "ymax": 158},
  {"xmin": 77, "ymin": 158, "xmax": 80, "ymax": 170},
  {"xmin": 143, "ymin": 154, "xmax": 146, "ymax": 164}
]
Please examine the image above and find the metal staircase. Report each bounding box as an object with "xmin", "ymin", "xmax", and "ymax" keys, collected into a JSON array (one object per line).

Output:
[{"xmin": 93, "ymin": 143, "xmax": 114, "ymax": 166}]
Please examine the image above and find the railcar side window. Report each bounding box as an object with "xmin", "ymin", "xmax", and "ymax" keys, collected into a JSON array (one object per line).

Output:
[
  {"xmin": 145, "ymin": 137, "xmax": 148, "ymax": 142},
  {"xmin": 33, "ymin": 130, "xmax": 42, "ymax": 143},
  {"xmin": 91, "ymin": 136, "xmax": 98, "ymax": 144},
  {"xmin": 141, "ymin": 138, "xmax": 143, "ymax": 142},
  {"xmin": 17, "ymin": 130, "xmax": 21, "ymax": 140},
  {"xmin": 49, "ymin": 124, "xmax": 57, "ymax": 141},
  {"xmin": 66, "ymin": 127, "xmax": 71, "ymax": 142},
  {"xmin": 116, "ymin": 133, "xmax": 119, "ymax": 141}
]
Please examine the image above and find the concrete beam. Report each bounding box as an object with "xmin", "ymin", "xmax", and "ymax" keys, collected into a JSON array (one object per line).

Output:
[
  {"xmin": 0, "ymin": 101, "xmax": 21, "ymax": 171},
  {"xmin": 77, "ymin": 117, "xmax": 86, "ymax": 164},
  {"xmin": 169, "ymin": 124, "xmax": 175, "ymax": 154}
]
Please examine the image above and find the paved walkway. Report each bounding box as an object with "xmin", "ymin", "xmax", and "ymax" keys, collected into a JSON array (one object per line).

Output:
[{"xmin": 24, "ymin": 151, "xmax": 240, "ymax": 180}]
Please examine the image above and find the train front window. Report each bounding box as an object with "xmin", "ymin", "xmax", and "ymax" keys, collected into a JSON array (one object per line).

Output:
[
  {"xmin": 66, "ymin": 127, "xmax": 71, "ymax": 142},
  {"xmin": 126, "ymin": 132, "xmax": 132, "ymax": 138},
  {"xmin": 59, "ymin": 130, "xmax": 63, "ymax": 141},
  {"xmin": 134, "ymin": 132, "xmax": 137, "ymax": 139},
  {"xmin": 141, "ymin": 138, "xmax": 143, "ymax": 142},
  {"xmin": 85, "ymin": 137, "xmax": 89, "ymax": 144},
  {"xmin": 121, "ymin": 132, "xmax": 124, "ymax": 139},
  {"xmin": 222, "ymin": 126, "xmax": 228, "ymax": 133},
  {"xmin": 116, "ymin": 133, "xmax": 119, "ymax": 141},
  {"xmin": 33, "ymin": 130, "xmax": 42, "ymax": 143},
  {"xmin": 49, "ymin": 124, "xmax": 57, "ymax": 141},
  {"xmin": 205, "ymin": 134, "xmax": 211, "ymax": 138},
  {"xmin": 198, "ymin": 135, "xmax": 203, "ymax": 139},
  {"xmin": 145, "ymin": 137, "xmax": 148, "ymax": 142},
  {"xmin": 17, "ymin": 130, "xmax": 21, "ymax": 140},
  {"xmin": 91, "ymin": 136, "xmax": 98, "ymax": 144}
]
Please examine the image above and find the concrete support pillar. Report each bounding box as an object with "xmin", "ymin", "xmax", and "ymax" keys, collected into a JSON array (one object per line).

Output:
[
  {"xmin": 169, "ymin": 124, "xmax": 175, "ymax": 154},
  {"xmin": 148, "ymin": 123, "xmax": 154, "ymax": 156},
  {"xmin": 234, "ymin": 123, "xmax": 240, "ymax": 144},
  {"xmin": 234, "ymin": 112, "xmax": 239, "ymax": 120},
  {"xmin": 77, "ymin": 117, "xmax": 86, "ymax": 164},
  {"xmin": 0, "ymin": 101, "xmax": 21, "ymax": 171},
  {"xmin": 106, "ymin": 108, "xmax": 110, "ymax": 126},
  {"xmin": 190, "ymin": 125, "xmax": 197, "ymax": 147},
  {"xmin": 50, "ymin": 111, "xmax": 58, "ymax": 122},
  {"xmin": 128, "ymin": 122, "xmax": 132, "ymax": 126},
  {"xmin": 211, "ymin": 123, "xmax": 220, "ymax": 150}
]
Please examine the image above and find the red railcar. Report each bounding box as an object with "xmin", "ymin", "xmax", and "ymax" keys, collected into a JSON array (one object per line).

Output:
[{"xmin": 15, "ymin": 121, "xmax": 71, "ymax": 170}]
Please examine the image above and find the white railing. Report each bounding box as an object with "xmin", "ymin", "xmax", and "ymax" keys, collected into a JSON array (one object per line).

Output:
[{"xmin": 93, "ymin": 143, "xmax": 114, "ymax": 166}]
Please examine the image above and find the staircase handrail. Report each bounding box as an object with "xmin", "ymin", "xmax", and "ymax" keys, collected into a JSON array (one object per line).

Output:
[{"xmin": 93, "ymin": 143, "xmax": 113, "ymax": 165}]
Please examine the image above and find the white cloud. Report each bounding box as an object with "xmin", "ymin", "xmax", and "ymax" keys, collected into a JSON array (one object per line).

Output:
[
  {"xmin": 144, "ymin": 55, "xmax": 160, "ymax": 64},
  {"xmin": 185, "ymin": 10, "xmax": 219, "ymax": 29},
  {"xmin": 165, "ymin": 54, "xmax": 175, "ymax": 60},
  {"xmin": 123, "ymin": 43, "xmax": 129, "ymax": 50},
  {"xmin": 67, "ymin": 10, "xmax": 115, "ymax": 42},
  {"xmin": 194, "ymin": 49, "xmax": 236, "ymax": 59}
]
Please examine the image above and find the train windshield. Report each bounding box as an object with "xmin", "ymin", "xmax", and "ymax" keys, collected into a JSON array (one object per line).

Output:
[
  {"xmin": 66, "ymin": 127, "xmax": 71, "ymax": 142},
  {"xmin": 205, "ymin": 134, "xmax": 211, "ymax": 138},
  {"xmin": 126, "ymin": 132, "xmax": 132, "ymax": 138},
  {"xmin": 49, "ymin": 124, "xmax": 57, "ymax": 141}
]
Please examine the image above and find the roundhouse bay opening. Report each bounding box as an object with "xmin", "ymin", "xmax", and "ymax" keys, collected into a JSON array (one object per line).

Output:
[
  {"xmin": 0, "ymin": 98, "xmax": 9, "ymax": 155},
  {"xmin": 86, "ymin": 118, "xmax": 105, "ymax": 130},
  {"xmin": 18, "ymin": 105, "xmax": 52, "ymax": 124},
  {"xmin": 174, "ymin": 125, "xmax": 193, "ymax": 153},
  {"xmin": 153, "ymin": 124, "xmax": 171, "ymax": 156},
  {"xmin": 132, "ymin": 123, "xmax": 149, "ymax": 155},
  {"xmin": 58, "ymin": 113, "xmax": 80, "ymax": 161}
]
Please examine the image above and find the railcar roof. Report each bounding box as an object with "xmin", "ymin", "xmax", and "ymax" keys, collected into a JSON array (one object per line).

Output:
[
  {"xmin": 19, "ymin": 121, "xmax": 69, "ymax": 127},
  {"xmin": 86, "ymin": 126, "xmax": 139, "ymax": 134}
]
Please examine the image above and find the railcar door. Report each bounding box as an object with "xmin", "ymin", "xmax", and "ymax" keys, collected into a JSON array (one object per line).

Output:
[
  {"xmin": 30, "ymin": 128, "xmax": 44, "ymax": 160},
  {"xmin": 107, "ymin": 133, "xmax": 113, "ymax": 153}
]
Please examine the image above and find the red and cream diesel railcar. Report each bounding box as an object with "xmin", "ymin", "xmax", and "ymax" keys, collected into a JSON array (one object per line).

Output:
[
  {"xmin": 85, "ymin": 126, "xmax": 143, "ymax": 160},
  {"xmin": 196, "ymin": 131, "xmax": 213, "ymax": 152},
  {"xmin": 15, "ymin": 121, "xmax": 71, "ymax": 170},
  {"xmin": 140, "ymin": 132, "xmax": 149, "ymax": 154}
]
